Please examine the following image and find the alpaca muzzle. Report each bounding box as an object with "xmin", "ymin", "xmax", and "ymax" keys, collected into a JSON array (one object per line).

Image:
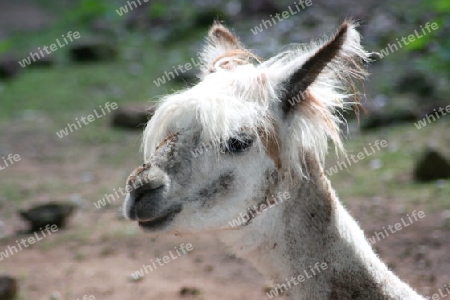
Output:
[{"xmin": 122, "ymin": 164, "xmax": 171, "ymax": 222}]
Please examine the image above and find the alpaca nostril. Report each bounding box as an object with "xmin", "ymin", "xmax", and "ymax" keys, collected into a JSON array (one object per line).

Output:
[
  {"xmin": 131, "ymin": 183, "xmax": 165, "ymax": 203},
  {"xmin": 125, "ymin": 165, "xmax": 168, "ymax": 216},
  {"xmin": 123, "ymin": 181, "xmax": 165, "ymax": 221}
]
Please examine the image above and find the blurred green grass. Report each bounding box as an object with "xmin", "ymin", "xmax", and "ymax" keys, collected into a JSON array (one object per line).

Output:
[{"xmin": 0, "ymin": 37, "xmax": 195, "ymax": 123}]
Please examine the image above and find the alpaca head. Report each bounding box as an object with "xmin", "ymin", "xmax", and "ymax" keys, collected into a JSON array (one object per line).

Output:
[{"xmin": 122, "ymin": 21, "xmax": 369, "ymax": 234}]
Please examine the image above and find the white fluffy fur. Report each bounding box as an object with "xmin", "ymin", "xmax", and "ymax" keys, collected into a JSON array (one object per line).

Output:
[
  {"xmin": 128, "ymin": 21, "xmax": 425, "ymax": 299},
  {"xmin": 143, "ymin": 64, "xmax": 275, "ymax": 160},
  {"xmin": 144, "ymin": 22, "xmax": 369, "ymax": 179}
]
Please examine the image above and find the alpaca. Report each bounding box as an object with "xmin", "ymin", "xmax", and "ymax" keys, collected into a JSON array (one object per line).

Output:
[{"xmin": 122, "ymin": 21, "xmax": 425, "ymax": 299}]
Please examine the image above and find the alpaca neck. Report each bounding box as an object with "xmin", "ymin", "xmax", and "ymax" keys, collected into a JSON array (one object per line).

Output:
[{"xmin": 220, "ymin": 163, "xmax": 424, "ymax": 300}]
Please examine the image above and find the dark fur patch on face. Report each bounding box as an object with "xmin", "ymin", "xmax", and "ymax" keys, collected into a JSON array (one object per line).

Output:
[
  {"xmin": 151, "ymin": 132, "xmax": 194, "ymax": 184},
  {"xmin": 197, "ymin": 172, "xmax": 235, "ymax": 207}
]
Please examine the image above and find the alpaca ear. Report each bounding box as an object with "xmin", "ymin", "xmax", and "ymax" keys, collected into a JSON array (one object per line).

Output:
[
  {"xmin": 199, "ymin": 23, "xmax": 251, "ymax": 76},
  {"xmin": 280, "ymin": 22, "xmax": 359, "ymax": 114},
  {"xmin": 207, "ymin": 22, "xmax": 242, "ymax": 49}
]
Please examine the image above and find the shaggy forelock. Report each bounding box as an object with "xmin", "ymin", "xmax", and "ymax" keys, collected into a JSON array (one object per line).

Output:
[
  {"xmin": 142, "ymin": 64, "xmax": 276, "ymax": 160},
  {"xmin": 143, "ymin": 21, "xmax": 369, "ymax": 178}
]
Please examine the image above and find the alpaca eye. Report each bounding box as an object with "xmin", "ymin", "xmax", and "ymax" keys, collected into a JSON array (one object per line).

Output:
[{"xmin": 226, "ymin": 137, "xmax": 253, "ymax": 153}]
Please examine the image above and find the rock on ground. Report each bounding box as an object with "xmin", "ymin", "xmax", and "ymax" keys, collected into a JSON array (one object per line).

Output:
[{"xmin": 413, "ymin": 148, "xmax": 450, "ymax": 182}]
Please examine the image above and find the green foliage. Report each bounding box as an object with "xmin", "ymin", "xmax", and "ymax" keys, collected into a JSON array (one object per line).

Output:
[
  {"xmin": 58, "ymin": 0, "xmax": 118, "ymax": 27},
  {"xmin": 0, "ymin": 38, "xmax": 13, "ymax": 55},
  {"xmin": 404, "ymin": 0, "xmax": 450, "ymax": 78},
  {"xmin": 148, "ymin": 1, "xmax": 167, "ymax": 19},
  {"xmin": 433, "ymin": 0, "xmax": 450, "ymax": 12}
]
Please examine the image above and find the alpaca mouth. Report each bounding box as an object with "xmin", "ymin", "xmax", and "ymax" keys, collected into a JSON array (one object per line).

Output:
[{"xmin": 137, "ymin": 205, "xmax": 182, "ymax": 230}]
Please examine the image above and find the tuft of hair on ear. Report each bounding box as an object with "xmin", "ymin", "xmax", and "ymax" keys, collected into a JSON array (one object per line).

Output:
[
  {"xmin": 279, "ymin": 20, "xmax": 370, "ymax": 115},
  {"xmin": 208, "ymin": 22, "xmax": 242, "ymax": 50},
  {"xmin": 199, "ymin": 22, "xmax": 261, "ymax": 77},
  {"xmin": 261, "ymin": 20, "xmax": 370, "ymax": 178}
]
